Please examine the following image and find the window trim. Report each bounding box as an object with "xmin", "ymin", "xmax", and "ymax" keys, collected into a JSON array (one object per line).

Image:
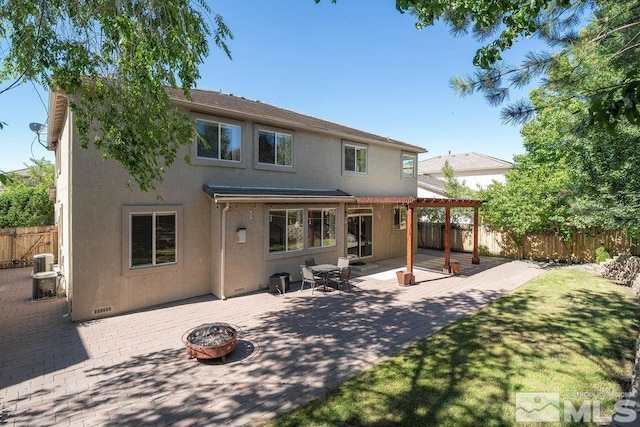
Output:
[
  {"xmin": 254, "ymin": 124, "xmax": 296, "ymax": 172},
  {"xmin": 401, "ymin": 153, "xmax": 417, "ymax": 179},
  {"xmin": 190, "ymin": 114, "xmax": 246, "ymax": 168},
  {"xmin": 342, "ymin": 141, "xmax": 368, "ymax": 175},
  {"xmin": 122, "ymin": 205, "xmax": 184, "ymax": 277}
]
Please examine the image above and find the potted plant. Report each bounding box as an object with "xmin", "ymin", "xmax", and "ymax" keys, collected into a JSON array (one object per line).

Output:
[{"xmin": 396, "ymin": 270, "xmax": 413, "ymax": 286}]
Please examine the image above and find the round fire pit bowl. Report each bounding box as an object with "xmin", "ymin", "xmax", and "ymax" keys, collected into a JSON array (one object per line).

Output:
[{"xmin": 183, "ymin": 323, "xmax": 240, "ymax": 363}]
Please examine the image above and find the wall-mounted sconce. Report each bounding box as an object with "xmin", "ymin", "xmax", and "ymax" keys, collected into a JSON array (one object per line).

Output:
[{"xmin": 237, "ymin": 227, "xmax": 246, "ymax": 243}]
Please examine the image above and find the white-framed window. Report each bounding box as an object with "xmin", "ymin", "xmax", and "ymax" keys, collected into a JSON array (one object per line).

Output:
[
  {"xmin": 130, "ymin": 212, "xmax": 177, "ymax": 268},
  {"xmin": 344, "ymin": 143, "xmax": 367, "ymax": 174},
  {"xmin": 308, "ymin": 208, "xmax": 337, "ymax": 248},
  {"xmin": 402, "ymin": 153, "xmax": 417, "ymax": 178},
  {"xmin": 122, "ymin": 205, "xmax": 183, "ymax": 276},
  {"xmin": 393, "ymin": 206, "xmax": 407, "ymax": 230},
  {"xmin": 269, "ymin": 209, "xmax": 303, "ymax": 253},
  {"xmin": 196, "ymin": 119, "xmax": 241, "ymax": 161},
  {"xmin": 258, "ymin": 130, "xmax": 293, "ymax": 166}
]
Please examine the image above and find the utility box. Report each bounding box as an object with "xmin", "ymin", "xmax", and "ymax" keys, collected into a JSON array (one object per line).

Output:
[{"xmin": 269, "ymin": 272, "xmax": 290, "ymax": 294}]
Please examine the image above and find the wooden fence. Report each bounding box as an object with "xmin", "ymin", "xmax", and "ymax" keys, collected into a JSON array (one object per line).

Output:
[
  {"xmin": 0, "ymin": 226, "xmax": 58, "ymax": 269},
  {"xmin": 418, "ymin": 222, "xmax": 640, "ymax": 263}
]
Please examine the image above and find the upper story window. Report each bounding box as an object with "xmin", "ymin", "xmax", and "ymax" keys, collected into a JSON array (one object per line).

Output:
[
  {"xmin": 196, "ymin": 119, "xmax": 241, "ymax": 162},
  {"xmin": 402, "ymin": 153, "xmax": 416, "ymax": 178},
  {"xmin": 258, "ymin": 130, "xmax": 293, "ymax": 166},
  {"xmin": 344, "ymin": 143, "xmax": 367, "ymax": 174}
]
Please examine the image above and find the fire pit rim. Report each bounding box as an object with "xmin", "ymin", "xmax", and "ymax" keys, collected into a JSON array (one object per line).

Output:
[{"xmin": 182, "ymin": 322, "xmax": 241, "ymax": 362}]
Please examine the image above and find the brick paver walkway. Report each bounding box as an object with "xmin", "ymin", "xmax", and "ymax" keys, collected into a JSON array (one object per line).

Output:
[{"xmin": 0, "ymin": 253, "xmax": 544, "ymax": 426}]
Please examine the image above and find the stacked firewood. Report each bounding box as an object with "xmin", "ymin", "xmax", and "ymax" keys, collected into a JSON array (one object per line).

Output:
[{"xmin": 601, "ymin": 254, "xmax": 640, "ymax": 286}]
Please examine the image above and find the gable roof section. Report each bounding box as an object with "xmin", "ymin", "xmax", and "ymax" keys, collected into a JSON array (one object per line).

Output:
[
  {"xmin": 418, "ymin": 152, "xmax": 513, "ymax": 175},
  {"xmin": 168, "ymin": 88, "xmax": 424, "ymax": 153},
  {"xmin": 417, "ymin": 174, "xmax": 447, "ymax": 194},
  {"xmin": 48, "ymin": 86, "xmax": 425, "ymax": 154}
]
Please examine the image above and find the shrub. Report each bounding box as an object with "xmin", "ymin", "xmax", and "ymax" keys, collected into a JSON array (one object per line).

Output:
[{"xmin": 595, "ymin": 246, "xmax": 611, "ymax": 263}]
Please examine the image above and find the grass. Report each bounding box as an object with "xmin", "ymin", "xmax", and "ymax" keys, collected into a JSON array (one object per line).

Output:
[{"xmin": 268, "ymin": 268, "xmax": 640, "ymax": 427}]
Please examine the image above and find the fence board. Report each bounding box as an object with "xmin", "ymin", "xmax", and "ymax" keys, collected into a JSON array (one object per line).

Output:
[
  {"xmin": 0, "ymin": 226, "xmax": 58, "ymax": 268},
  {"xmin": 418, "ymin": 222, "xmax": 639, "ymax": 263}
]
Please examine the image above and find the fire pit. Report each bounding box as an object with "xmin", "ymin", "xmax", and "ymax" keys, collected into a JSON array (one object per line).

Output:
[{"xmin": 183, "ymin": 323, "xmax": 239, "ymax": 363}]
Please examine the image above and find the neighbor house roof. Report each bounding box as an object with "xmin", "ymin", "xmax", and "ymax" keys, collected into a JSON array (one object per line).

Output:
[
  {"xmin": 167, "ymin": 88, "xmax": 424, "ymax": 153},
  {"xmin": 418, "ymin": 152, "xmax": 513, "ymax": 175},
  {"xmin": 417, "ymin": 174, "xmax": 447, "ymax": 196}
]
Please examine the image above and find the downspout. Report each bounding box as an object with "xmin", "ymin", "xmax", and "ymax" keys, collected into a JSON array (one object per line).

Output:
[{"xmin": 219, "ymin": 203, "xmax": 230, "ymax": 300}]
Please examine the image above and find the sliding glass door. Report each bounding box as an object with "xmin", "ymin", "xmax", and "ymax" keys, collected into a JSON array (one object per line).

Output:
[{"xmin": 347, "ymin": 209, "xmax": 373, "ymax": 259}]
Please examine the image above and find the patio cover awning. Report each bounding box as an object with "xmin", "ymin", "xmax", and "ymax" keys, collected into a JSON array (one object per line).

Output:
[{"xmin": 202, "ymin": 185, "xmax": 356, "ymax": 204}]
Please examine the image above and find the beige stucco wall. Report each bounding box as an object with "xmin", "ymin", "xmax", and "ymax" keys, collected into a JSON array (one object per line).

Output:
[{"xmin": 57, "ymin": 104, "xmax": 420, "ymax": 320}]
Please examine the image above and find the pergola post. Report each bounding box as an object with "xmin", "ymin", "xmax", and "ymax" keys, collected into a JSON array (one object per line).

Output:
[
  {"xmin": 472, "ymin": 207, "xmax": 480, "ymax": 264},
  {"xmin": 406, "ymin": 205, "xmax": 414, "ymax": 273},
  {"xmin": 444, "ymin": 207, "xmax": 451, "ymax": 272}
]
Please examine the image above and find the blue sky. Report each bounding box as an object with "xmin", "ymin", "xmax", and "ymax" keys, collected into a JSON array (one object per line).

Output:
[{"xmin": 0, "ymin": 0, "xmax": 545, "ymax": 173}]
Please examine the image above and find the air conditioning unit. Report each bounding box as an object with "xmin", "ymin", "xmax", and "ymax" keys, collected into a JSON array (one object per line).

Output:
[
  {"xmin": 34, "ymin": 253, "xmax": 54, "ymax": 274},
  {"xmin": 33, "ymin": 271, "xmax": 57, "ymax": 299}
]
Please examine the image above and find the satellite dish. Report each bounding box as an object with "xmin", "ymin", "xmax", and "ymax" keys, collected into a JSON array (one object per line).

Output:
[{"xmin": 29, "ymin": 122, "xmax": 45, "ymax": 134}]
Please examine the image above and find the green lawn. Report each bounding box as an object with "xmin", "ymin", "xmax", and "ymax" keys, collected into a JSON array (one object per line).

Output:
[{"xmin": 268, "ymin": 268, "xmax": 640, "ymax": 427}]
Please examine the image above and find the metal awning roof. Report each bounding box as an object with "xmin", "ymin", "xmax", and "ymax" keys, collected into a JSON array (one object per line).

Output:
[{"xmin": 203, "ymin": 185, "xmax": 356, "ymax": 203}]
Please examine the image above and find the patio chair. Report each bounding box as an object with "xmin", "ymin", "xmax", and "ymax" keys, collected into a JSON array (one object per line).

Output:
[
  {"xmin": 300, "ymin": 266, "xmax": 322, "ymax": 294},
  {"xmin": 330, "ymin": 266, "xmax": 352, "ymax": 295},
  {"xmin": 304, "ymin": 257, "xmax": 316, "ymax": 267},
  {"xmin": 337, "ymin": 257, "xmax": 350, "ymax": 268},
  {"xmin": 328, "ymin": 256, "xmax": 350, "ymax": 280}
]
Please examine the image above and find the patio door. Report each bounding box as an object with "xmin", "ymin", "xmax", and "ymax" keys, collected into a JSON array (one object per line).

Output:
[{"xmin": 347, "ymin": 209, "xmax": 373, "ymax": 259}]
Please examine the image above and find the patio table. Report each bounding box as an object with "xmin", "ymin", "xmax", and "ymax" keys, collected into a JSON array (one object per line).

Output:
[{"xmin": 311, "ymin": 264, "xmax": 340, "ymax": 291}]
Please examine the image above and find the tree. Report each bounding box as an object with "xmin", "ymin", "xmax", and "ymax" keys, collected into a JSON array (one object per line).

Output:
[
  {"xmin": 480, "ymin": 4, "xmax": 640, "ymax": 238},
  {"xmin": 0, "ymin": 158, "xmax": 55, "ymax": 227},
  {"xmin": 388, "ymin": 0, "xmax": 640, "ymax": 132},
  {"xmin": 0, "ymin": 0, "xmax": 232, "ymax": 191}
]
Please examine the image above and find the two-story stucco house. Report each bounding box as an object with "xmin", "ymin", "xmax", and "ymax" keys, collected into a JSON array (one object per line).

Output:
[{"xmin": 47, "ymin": 87, "xmax": 425, "ymax": 321}]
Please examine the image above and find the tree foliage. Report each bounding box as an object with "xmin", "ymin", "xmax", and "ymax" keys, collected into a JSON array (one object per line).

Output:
[
  {"xmin": 0, "ymin": 159, "xmax": 54, "ymax": 227},
  {"xmin": 480, "ymin": 3, "xmax": 640, "ymax": 238},
  {"xmin": 0, "ymin": 0, "xmax": 232, "ymax": 191}
]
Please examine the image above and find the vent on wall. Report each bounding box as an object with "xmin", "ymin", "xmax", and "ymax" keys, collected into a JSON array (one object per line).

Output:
[
  {"xmin": 93, "ymin": 306, "xmax": 112, "ymax": 315},
  {"xmin": 233, "ymin": 287, "xmax": 245, "ymax": 294}
]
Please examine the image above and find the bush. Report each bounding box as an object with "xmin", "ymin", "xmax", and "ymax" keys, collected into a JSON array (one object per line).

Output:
[{"xmin": 595, "ymin": 246, "xmax": 611, "ymax": 263}]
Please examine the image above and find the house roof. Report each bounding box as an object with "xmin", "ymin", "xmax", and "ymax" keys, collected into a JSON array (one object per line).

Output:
[
  {"xmin": 203, "ymin": 185, "xmax": 356, "ymax": 204},
  {"xmin": 48, "ymin": 86, "xmax": 426, "ymax": 154},
  {"xmin": 418, "ymin": 152, "xmax": 513, "ymax": 175},
  {"xmin": 167, "ymin": 88, "xmax": 424, "ymax": 153},
  {"xmin": 417, "ymin": 174, "xmax": 447, "ymax": 195}
]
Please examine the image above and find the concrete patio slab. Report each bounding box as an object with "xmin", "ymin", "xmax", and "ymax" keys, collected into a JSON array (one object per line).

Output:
[{"xmin": 0, "ymin": 250, "xmax": 545, "ymax": 426}]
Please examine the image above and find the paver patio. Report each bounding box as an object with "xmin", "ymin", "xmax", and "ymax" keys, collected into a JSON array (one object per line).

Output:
[{"xmin": 0, "ymin": 250, "xmax": 544, "ymax": 426}]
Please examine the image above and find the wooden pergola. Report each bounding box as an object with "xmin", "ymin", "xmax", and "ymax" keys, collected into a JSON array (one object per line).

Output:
[{"xmin": 353, "ymin": 197, "xmax": 484, "ymax": 275}]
